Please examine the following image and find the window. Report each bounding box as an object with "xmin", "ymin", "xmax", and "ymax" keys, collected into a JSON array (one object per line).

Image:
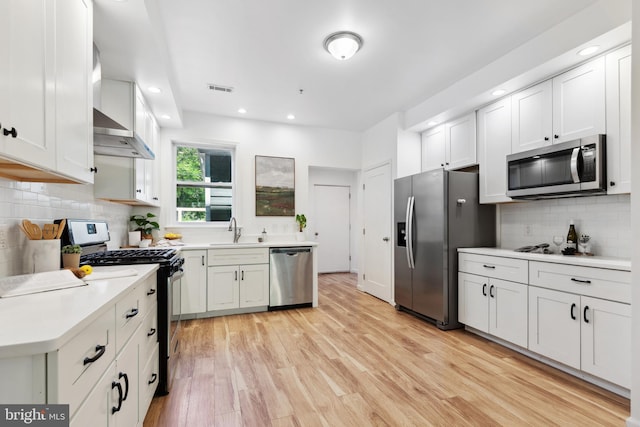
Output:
[{"xmin": 175, "ymin": 144, "xmax": 234, "ymax": 223}]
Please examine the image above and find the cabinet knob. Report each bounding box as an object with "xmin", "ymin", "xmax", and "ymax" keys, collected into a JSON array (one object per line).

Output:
[
  {"xmin": 610, "ymin": 181, "xmax": 616, "ymax": 187},
  {"xmin": 445, "ymin": 162, "xmax": 449, "ymax": 165},
  {"xmin": 554, "ymin": 134, "xmax": 559, "ymax": 139},
  {"xmin": 544, "ymin": 137, "xmax": 549, "ymax": 141},
  {"xmin": 440, "ymin": 163, "xmax": 444, "ymax": 167},
  {"xmin": 3, "ymin": 127, "xmax": 17, "ymax": 138},
  {"xmin": 153, "ymin": 197, "xmax": 159, "ymax": 200},
  {"xmin": 90, "ymin": 167, "xmax": 98, "ymax": 173},
  {"xmin": 136, "ymin": 189, "xmax": 142, "ymax": 193}
]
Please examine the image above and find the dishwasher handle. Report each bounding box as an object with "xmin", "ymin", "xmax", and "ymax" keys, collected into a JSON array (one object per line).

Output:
[{"xmin": 270, "ymin": 247, "xmax": 311, "ymax": 256}]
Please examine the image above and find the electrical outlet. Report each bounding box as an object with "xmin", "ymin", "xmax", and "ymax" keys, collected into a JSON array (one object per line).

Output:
[
  {"xmin": 525, "ymin": 225, "xmax": 531, "ymax": 236},
  {"xmin": 0, "ymin": 224, "xmax": 8, "ymax": 249}
]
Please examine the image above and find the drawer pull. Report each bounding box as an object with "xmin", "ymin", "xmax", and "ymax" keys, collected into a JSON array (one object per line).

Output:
[
  {"xmin": 583, "ymin": 306, "xmax": 590, "ymax": 323},
  {"xmin": 148, "ymin": 373, "xmax": 158, "ymax": 385},
  {"xmin": 483, "ymin": 264, "xmax": 496, "ymax": 269},
  {"xmin": 570, "ymin": 303, "xmax": 576, "ymax": 320},
  {"xmin": 489, "ymin": 285, "xmax": 495, "ymax": 298},
  {"xmin": 125, "ymin": 308, "xmax": 139, "ymax": 319},
  {"xmin": 570, "ymin": 278, "xmax": 591, "ymax": 284},
  {"xmin": 482, "ymin": 284, "xmax": 487, "ymax": 296},
  {"xmin": 83, "ymin": 344, "xmax": 106, "ymax": 365},
  {"xmin": 119, "ymin": 372, "xmax": 130, "ymax": 401},
  {"xmin": 147, "ymin": 327, "xmax": 157, "ymax": 337},
  {"xmin": 111, "ymin": 381, "xmax": 123, "ymax": 414},
  {"xmin": 147, "ymin": 288, "xmax": 156, "ymax": 296}
]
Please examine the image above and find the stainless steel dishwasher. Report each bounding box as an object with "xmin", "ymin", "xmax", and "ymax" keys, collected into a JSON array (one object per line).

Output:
[{"xmin": 269, "ymin": 247, "xmax": 313, "ymax": 309}]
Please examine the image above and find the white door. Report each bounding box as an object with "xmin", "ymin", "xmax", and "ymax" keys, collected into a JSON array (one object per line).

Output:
[
  {"xmin": 362, "ymin": 163, "xmax": 392, "ymax": 303},
  {"xmin": 314, "ymin": 185, "xmax": 350, "ymax": 273}
]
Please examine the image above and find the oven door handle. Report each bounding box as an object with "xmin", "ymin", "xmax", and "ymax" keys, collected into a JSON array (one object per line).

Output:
[{"xmin": 570, "ymin": 147, "xmax": 581, "ymax": 183}]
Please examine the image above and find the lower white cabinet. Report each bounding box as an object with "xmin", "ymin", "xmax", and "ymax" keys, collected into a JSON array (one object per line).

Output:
[
  {"xmin": 207, "ymin": 264, "xmax": 269, "ymax": 311},
  {"xmin": 458, "ymin": 272, "xmax": 527, "ymax": 348},
  {"xmin": 181, "ymin": 249, "xmax": 208, "ymax": 314},
  {"xmin": 528, "ymin": 286, "xmax": 631, "ymax": 388}
]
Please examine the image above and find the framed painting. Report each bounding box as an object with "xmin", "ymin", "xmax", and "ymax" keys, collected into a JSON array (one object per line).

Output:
[{"xmin": 255, "ymin": 155, "xmax": 295, "ymax": 216}]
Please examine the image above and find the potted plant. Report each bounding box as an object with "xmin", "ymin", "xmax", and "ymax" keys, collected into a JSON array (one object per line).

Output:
[
  {"xmin": 295, "ymin": 214, "xmax": 307, "ymax": 241},
  {"xmin": 130, "ymin": 213, "xmax": 160, "ymax": 240},
  {"xmin": 61, "ymin": 244, "xmax": 82, "ymax": 269}
]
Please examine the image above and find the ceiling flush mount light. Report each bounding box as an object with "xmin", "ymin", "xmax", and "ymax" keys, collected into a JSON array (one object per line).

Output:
[
  {"xmin": 148, "ymin": 86, "xmax": 162, "ymax": 94},
  {"xmin": 324, "ymin": 31, "xmax": 363, "ymax": 60},
  {"xmin": 160, "ymin": 114, "xmax": 171, "ymax": 120},
  {"xmin": 578, "ymin": 45, "xmax": 599, "ymax": 56},
  {"xmin": 287, "ymin": 114, "xmax": 295, "ymax": 120},
  {"xmin": 238, "ymin": 108, "xmax": 247, "ymax": 114},
  {"xmin": 491, "ymin": 89, "xmax": 506, "ymax": 97}
]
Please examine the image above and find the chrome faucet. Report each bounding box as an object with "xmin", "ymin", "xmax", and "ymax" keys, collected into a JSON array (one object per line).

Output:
[{"xmin": 228, "ymin": 217, "xmax": 241, "ymax": 243}]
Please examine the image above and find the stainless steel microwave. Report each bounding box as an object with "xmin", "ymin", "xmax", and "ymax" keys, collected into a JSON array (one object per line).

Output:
[{"xmin": 506, "ymin": 135, "xmax": 606, "ymax": 200}]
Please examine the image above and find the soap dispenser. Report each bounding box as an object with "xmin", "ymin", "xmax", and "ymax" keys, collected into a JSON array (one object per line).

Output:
[{"xmin": 261, "ymin": 228, "xmax": 267, "ymax": 242}]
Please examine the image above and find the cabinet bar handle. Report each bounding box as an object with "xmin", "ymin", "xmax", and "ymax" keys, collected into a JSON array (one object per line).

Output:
[
  {"xmin": 234, "ymin": 271, "xmax": 238, "ymax": 281},
  {"xmin": 148, "ymin": 373, "xmax": 158, "ymax": 385},
  {"xmin": 202, "ymin": 255, "xmax": 205, "ymax": 266},
  {"xmin": 119, "ymin": 372, "xmax": 130, "ymax": 401},
  {"xmin": 111, "ymin": 381, "xmax": 123, "ymax": 414},
  {"xmin": 570, "ymin": 278, "xmax": 591, "ymax": 284},
  {"xmin": 241, "ymin": 270, "xmax": 244, "ymax": 281},
  {"xmin": 583, "ymin": 306, "xmax": 590, "ymax": 323},
  {"xmin": 3, "ymin": 127, "xmax": 17, "ymax": 138},
  {"xmin": 147, "ymin": 328, "xmax": 156, "ymax": 337},
  {"xmin": 147, "ymin": 288, "xmax": 156, "ymax": 296},
  {"xmin": 125, "ymin": 308, "xmax": 139, "ymax": 319},
  {"xmin": 570, "ymin": 303, "xmax": 576, "ymax": 320},
  {"xmin": 482, "ymin": 284, "xmax": 487, "ymax": 296},
  {"xmin": 83, "ymin": 344, "xmax": 106, "ymax": 365},
  {"xmin": 483, "ymin": 264, "xmax": 496, "ymax": 269},
  {"xmin": 489, "ymin": 285, "xmax": 495, "ymax": 298}
]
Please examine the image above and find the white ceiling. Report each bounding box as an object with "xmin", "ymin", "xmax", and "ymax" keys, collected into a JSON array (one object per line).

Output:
[{"xmin": 94, "ymin": 0, "xmax": 623, "ymax": 132}]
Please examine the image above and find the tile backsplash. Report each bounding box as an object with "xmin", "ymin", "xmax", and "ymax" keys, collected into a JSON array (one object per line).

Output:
[
  {"xmin": 0, "ymin": 179, "xmax": 131, "ymax": 277},
  {"xmin": 499, "ymin": 194, "xmax": 631, "ymax": 258}
]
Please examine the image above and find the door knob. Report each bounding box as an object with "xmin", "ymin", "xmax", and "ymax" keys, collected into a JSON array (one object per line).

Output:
[{"xmin": 383, "ymin": 237, "xmax": 390, "ymax": 242}]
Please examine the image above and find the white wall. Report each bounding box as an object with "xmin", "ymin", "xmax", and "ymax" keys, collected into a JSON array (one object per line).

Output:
[
  {"xmin": 499, "ymin": 195, "xmax": 631, "ymax": 258},
  {"xmin": 0, "ymin": 180, "xmax": 131, "ymax": 276},
  {"xmin": 308, "ymin": 167, "xmax": 360, "ymax": 272},
  {"xmin": 159, "ymin": 111, "xmax": 362, "ymax": 243}
]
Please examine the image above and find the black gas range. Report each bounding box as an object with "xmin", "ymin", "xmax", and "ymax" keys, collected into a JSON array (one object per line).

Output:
[{"xmin": 57, "ymin": 219, "xmax": 184, "ymax": 396}]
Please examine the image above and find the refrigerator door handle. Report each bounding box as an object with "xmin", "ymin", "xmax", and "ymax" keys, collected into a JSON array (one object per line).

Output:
[{"xmin": 406, "ymin": 196, "xmax": 416, "ymax": 269}]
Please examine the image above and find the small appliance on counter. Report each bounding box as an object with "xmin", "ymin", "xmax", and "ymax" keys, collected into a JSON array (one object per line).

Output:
[{"xmin": 56, "ymin": 219, "xmax": 184, "ymax": 396}]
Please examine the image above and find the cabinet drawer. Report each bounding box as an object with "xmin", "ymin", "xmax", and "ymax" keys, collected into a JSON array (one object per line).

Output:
[
  {"xmin": 140, "ymin": 303, "xmax": 158, "ymax": 360},
  {"xmin": 140, "ymin": 345, "xmax": 160, "ymax": 417},
  {"xmin": 54, "ymin": 308, "xmax": 116, "ymax": 417},
  {"xmin": 139, "ymin": 273, "xmax": 157, "ymax": 321},
  {"xmin": 115, "ymin": 286, "xmax": 143, "ymax": 353},
  {"xmin": 529, "ymin": 261, "xmax": 631, "ymax": 304},
  {"xmin": 459, "ymin": 253, "xmax": 528, "ymax": 283},
  {"xmin": 208, "ymin": 248, "xmax": 269, "ymax": 266}
]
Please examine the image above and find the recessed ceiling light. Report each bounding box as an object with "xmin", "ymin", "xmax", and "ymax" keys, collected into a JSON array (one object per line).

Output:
[
  {"xmin": 428, "ymin": 121, "xmax": 439, "ymax": 127},
  {"xmin": 148, "ymin": 86, "xmax": 162, "ymax": 94},
  {"xmin": 577, "ymin": 46, "xmax": 599, "ymax": 56},
  {"xmin": 323, "ymin": 31, "xmax": 363, "ymax": 60},
  {"xmin": 160, "ymin": 114, "xmax": 171, "ymax": 120},
  {"xmin": 287, "ymin": 114, "xmax": 295, "ymax": 120},
  {"xmin": 492, "ymin": 89, "xmax": 506, "ymax": 96},
  {"xmin": 238, "ymin": 108, "xmax": 247, "ymax": 114}
]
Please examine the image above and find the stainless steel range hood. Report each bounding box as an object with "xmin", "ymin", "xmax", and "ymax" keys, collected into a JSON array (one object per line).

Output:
[{"xmin": 92, "ymin": 44, "xmax": 155, "ymax": 160}]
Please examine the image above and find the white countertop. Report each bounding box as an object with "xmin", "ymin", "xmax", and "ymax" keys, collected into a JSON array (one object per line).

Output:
[
  {"xmin": 0, "ymin": 264, "xmax": 158, "ymax": 359},
  {"xmin": 458, "ymin": 247, "xmax": 631, "ymax": 271}
]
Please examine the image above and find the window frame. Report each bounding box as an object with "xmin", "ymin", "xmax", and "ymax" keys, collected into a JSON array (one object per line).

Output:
[{"xmin": 171, "ymin": 140, "xmax": 237, "ymax": 227}]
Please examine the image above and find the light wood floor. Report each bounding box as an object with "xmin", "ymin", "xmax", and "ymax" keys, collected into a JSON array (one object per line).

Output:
[{"xmin": 144, "ymin": 273, "xmax": 630, "ymax": 426}]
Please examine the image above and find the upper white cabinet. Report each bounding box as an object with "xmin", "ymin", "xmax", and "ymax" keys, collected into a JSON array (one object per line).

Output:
[
  {"xmin": 511, "ymin": 80, "xmax": 552, "ymax": 153},
  {"xmin": 511, "ymin": 57, "xmax": 606, "ymax": 153},
  {"xmin": 605, "ymin": 45, "xmax": 631, "ymax": 194},
  {"xmin": 421, "ymin": 113, "xmax": 476, "ymax": 171},
  {"xmin": 0, "ymin": 0, "xmax": 93, "ymax": 184},
  {"xmin": 477, "ymin": 98, "xmax": 512, "ymax": 204}
]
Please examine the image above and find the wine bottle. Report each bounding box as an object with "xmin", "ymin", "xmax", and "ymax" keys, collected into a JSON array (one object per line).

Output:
[{"xmin": 566, "ymin": 220, "xmax": 578, "ymax": 251}]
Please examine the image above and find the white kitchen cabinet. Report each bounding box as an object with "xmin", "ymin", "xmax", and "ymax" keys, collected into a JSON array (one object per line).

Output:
[
  {"xmin": 605, "ymin": 45, "xmax": 631, "ymax": 194},
  {"xmin": 0, "ymin": 0, "xmax": 94, "ymax": 184},
  {"xmin": 511, "ymin": 80, "xmax": 553, "ymax": 153},
  {"xmin": 458, "ymin": 273, "xmax": 527, "ymax": 348},
  {"xmin": 552, "ymin": 56, "xmax": 605, "ymax": 143},
  {"xmin": 445, "ymin": 113, "xmax": 476, "ymax": 170},
  {"xmin": 207, "ymin": 248, "xmax": 270, "ymax": 312},
  {"xmin": 477, "ymin": 98, "xmax": 512, "ymax": 203},
  {"xmin": 510, "ymin": 57, "xmax": 605, "ymax": 154},
  {"xmin": 421, "ymin": 125, "xmax": 446, "ymax": 171},
  {"xmin": 421, "ymin": 113, "xmax": 476, "ymax": 171},
  {"xmin": 181, "ymin": 249, "xmax": 208, "ymax": 314}
]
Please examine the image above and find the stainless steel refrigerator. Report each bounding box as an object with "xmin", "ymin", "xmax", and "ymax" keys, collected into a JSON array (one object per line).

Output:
[{"xmin": 394, "ymin": 169, "xmax": 495, "ymax": 330}]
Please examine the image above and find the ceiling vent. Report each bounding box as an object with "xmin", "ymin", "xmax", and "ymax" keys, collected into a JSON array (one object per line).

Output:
[{"xmin": 207, "ymin": 83, "xmax": 234, "ymax": 93}]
